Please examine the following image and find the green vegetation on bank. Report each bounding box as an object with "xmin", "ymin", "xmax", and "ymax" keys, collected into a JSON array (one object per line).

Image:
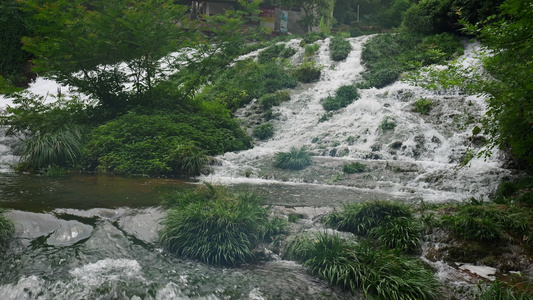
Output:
[{"xmin": 159, "ymin": 184, "xmax": 286, "ymax": 266}]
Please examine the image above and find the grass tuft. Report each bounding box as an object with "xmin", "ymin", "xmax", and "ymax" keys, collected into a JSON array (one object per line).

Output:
[
  {"xmin": 342, "ymin": 162, "xmax": 366, "ymax": 174},
  {"xmin": 325, "ymin": 200, "xmax": 421, "ymax": 252},
  {"xmin": 285, "ymin": 232, "xmax": 440, "ymax": 299},
  {"xmin": 0, "ymin": 208, "xmax": 14, "ymax": 251},
  {"xmin": 159, "ymin": 184, "xmax": 285, "ymax": 266},
  {"xmin": 19, "ymin": 125, "xmax": 86, "ymax": 172},
  {"xmin": 273, "ymin": 146, "xmax": 312, "ymax": 170},
  {"xmin": 293, "ymin": 61, "xmax": 322, "ymax": 83}
]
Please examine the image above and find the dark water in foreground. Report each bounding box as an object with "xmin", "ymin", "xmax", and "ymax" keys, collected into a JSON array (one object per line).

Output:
[{"xmin": 0, "ymin": 174, "xmax": 354, "ymax": 300}]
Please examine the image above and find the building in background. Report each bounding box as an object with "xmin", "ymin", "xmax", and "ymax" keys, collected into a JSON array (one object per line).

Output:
[{"xmin": 189, "ymin": 1, "xmax": 313, "ymax": 35}]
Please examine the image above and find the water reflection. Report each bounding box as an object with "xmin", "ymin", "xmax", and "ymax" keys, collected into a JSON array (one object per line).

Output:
[{"xmin": 0, "ymin": 173, "xmax": 194, "ymax": 212}]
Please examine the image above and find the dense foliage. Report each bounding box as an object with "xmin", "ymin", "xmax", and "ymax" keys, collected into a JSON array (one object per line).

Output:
[
  {"xmin": 405, "ymin": 0, "xmax": 533, "ymax": 169},
  {"xmin": 201, "ymin": 59, "xmax": 298, "ymax": 111},
  {"xmin": 0, "ymin": 1, "xmax": 34, "ymax": 87},
  {"xmin": 361, "ymin": 32, "xmax": 463, "ymax": 88},
  {"xmin": 86, "ymin": 103, "xmax": 251, "ymax": 175},
  {"xmin": 160, "ymin": 184, "xmax": 286, "ymax": 266}
]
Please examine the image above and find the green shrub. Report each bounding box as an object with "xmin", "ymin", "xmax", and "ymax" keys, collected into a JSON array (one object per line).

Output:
[
  {"xmin": 273, "ymin": 147, "xmax": 312, "ymax": 170},
  {"xmin": 380, "ymin": 116, "xmax": 397, "ymax": 130},
  {"xmin": 252, "ymin": 123, "xmax": 274, "ymax": 140},
  {"xmin": 293, "ymin": 61, "xmax": 322, "ymax": 83},
  {"xmin": 286, "ymin": 233, "xmax": 439, "ymax": 299},
  {"xmin": 413, "ymin": 98, "xmax": 434, "ymax": 114},
  {"xmin": 349, "ymin": 27, "xmax": 364, "ymax": 37},
  {"xmin": 258, "ymin": 44, "xmax": 296, "ymax": 63},
  {"xmin": 342, "ymin": 162, "xmax": 366, "ymax": 173},
  {"xmin": 370, "ymin": 216, "xmax": 422, "ymax": 252},
  {"xmin": 258, "ymin": 90, "xmax": 291, "ymax": 110},
  {"xmin": 329, "ymin": 36, "xmax": 352, "ymax": 61},
  {"xmin": 326, "ymin": 200, "xmax": 413, "ymax": 236},
  {"xmin": 160, "ymin": 184, "xmax": 285, "ymax": 266},
  {"xmin": 321, "ymin": 85, "xmax": 360, "ymax": 111},
  {"xmin": 86, "ymin": 104, "xmax": 252, "ymax": 175},
  {"xmin": 280, "ymin": 46, "xmax": 297, "ymax": 59},
  {"xmin": 304, "ymin": 43, "xmax": 320, "ymax": 57},
  {"xmin": 300, "ymin": 32, "xmax": 325, "ymax": 46},
  {"xmin": 0, "ymin": 209, "xmax": 14, "ymax": 251}
]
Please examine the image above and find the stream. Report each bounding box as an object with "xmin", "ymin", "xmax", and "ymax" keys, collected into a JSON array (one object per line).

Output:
[{"xmin": 0, "ymin": 36, "xmax": 520, "ymax": 299}]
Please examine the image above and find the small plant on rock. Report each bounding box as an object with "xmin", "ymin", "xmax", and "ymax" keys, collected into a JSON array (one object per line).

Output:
[
  {"xmin": 342, "ymin": 162, "xmax": 366, "ymax": 173},
  {"xmin": 273, "ymin": 146, "xmax": 312, "ymax": 170},
  {"xmin": 380, "ymin": 116, "xmax": 397, "ymax": 130},
  {"xmin": 413, "ymin": 98, "xmax": 434, "ymax": 115}
]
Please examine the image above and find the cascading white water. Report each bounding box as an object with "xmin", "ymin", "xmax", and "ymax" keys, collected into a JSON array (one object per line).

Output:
[{"xmin": 202, "ymin": 37, "xmax": 516, "ymax": 203}]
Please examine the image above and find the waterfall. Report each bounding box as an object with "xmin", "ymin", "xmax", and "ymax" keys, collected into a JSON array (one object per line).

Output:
[{"xmin": 201, "ymin": 37, "xmax": 515, "ymax": 203}]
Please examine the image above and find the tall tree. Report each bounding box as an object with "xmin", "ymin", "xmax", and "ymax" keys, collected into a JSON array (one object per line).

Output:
[{"xmin": 20, "ymin": 0, "xmax": 262, "ymax": 114}]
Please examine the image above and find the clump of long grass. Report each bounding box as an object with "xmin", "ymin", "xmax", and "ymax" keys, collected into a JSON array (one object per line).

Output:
[
  {"xmin": 342, "ymin": 162, "xmax": 366, "ymax": 174},
  {"xmin": 285, "ymin": 232, "xmax": 440, "ymax": 299},
  {"xmin": 474, "ymin": 280, "xmax": 533, "ymax": 300},
  {"xmin": 165, "ymin": 144, "xmax": 212, "ymax": 176},
  {"xmin": 441, "ymin": 202, "xmax": 529, "ymax": 242},
  {"xmin": 159, "ymin": 184, "xmax": 286, "ymax": 266},
  {"xmin": 0, "ymin": 208, "xmax": 14, "ymax": 251},
  {"xmin": 273, "ymin": 146, "xmax": 312, "ymax": 170},
  {"xmin": 325, "ymin": 200, "xmax": 421, "ymax": 252},
  {"xmin": 19, "ymin": 125, "xmax": 86, "ymax": 172}
]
